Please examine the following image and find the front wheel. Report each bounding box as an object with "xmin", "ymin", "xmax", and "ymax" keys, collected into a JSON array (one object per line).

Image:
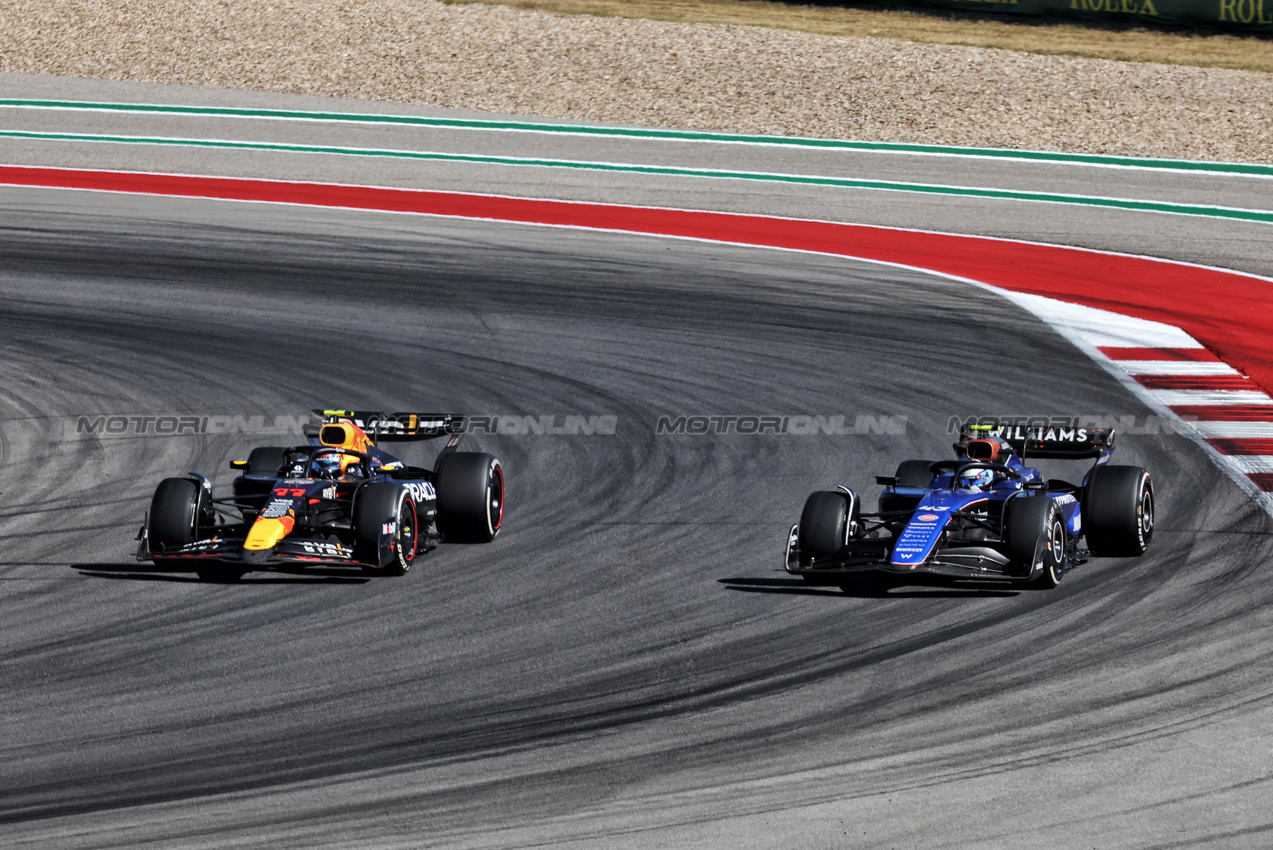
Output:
[
  {"xmin": 1004, "ymin": 496, "xmax": 1065, "ymax": 589},
  {"xmin": 354, "ymin": 483, "xmax": 418, "ymax": 575},
  {"xmin": 148, "ymin": 477, "xmax": 211, "ymax": 566},
  {"xmin": 796, "ymin": 490, "xmax": 858, "ymax": 566}
]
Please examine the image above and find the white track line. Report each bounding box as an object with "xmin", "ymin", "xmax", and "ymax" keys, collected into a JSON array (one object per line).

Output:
[
  {"xmin": 1110, "ymin": 361, "xmax": 1243, "ymax": 376},
  {"xmin": 990, "ymin": 289, "xmax": 1273, "ymax": 515}
]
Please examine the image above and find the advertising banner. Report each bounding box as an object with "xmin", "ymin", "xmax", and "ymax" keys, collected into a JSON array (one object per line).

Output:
[{"xmin": 852, "ymin": 0, "xmax": 1273, "ymax": 33}]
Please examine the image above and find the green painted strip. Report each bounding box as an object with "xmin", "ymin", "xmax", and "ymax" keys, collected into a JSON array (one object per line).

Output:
[
  {"xmin": 2, "ymin": 98, "xmax": 1271, "ymax": 178},
  {"xmin": 4, "ymin": 128, "xmax": 1272, "ymax": 225}
]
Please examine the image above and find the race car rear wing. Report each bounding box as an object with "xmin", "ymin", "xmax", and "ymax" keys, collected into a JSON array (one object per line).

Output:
[
  {"xmin": 955, "ymin": 422, "xmax": 1114, "ymax": 460},
  {"xmin": 313, "ymin": 409, "xmax": 465, "ymax": 442}
]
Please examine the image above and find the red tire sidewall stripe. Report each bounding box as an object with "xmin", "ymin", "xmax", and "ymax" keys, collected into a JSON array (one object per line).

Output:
[
  {"xmin": 491, "ymin": 463, "xmax": 504, "ymax": 533},
  {"xmin": 403, "ymin": 493, "xmax": 418, "ymax": 563}
]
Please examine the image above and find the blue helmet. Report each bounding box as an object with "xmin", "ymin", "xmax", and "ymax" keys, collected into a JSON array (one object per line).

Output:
[{"xmin": 959, "ymin": 467, "xmax": 995, "ymax": 491}]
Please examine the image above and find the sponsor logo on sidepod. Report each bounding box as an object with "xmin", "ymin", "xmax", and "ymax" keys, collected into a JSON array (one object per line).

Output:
[{"xmin": 403, "ymin": 482, "xmax": 436, "ymax": 503}]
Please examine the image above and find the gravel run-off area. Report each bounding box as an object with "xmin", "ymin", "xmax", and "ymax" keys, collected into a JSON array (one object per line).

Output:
[{"xmin": 2, "ymin": 0, "xmax": 1272, "ymax": 163}]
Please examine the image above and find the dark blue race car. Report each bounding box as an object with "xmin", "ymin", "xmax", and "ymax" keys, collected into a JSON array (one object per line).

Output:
[
  {"xmin": 137, "ymin": 410, "xmax": 504, "ymax": 582},
  {"xmin": 785, "ymin": 422, "xmax": 1153, "ymax": 591}
]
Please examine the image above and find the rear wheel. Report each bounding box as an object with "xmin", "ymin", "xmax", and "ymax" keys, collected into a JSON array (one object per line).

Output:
[
  {"xmin": 1085, "ymin": 465, "xmax": 1154, "ymax": 557},
  {"xmin": 437, "ymin": 453, "xmax": 504, "ymax": 543},
  {"xmin": 1004, "ymin": 496, "xmax": 1065, "ymax": 588},
  {"xmin": 233, "ymin": 447, "xmax": 289, "ymax": 522},
  {"xmin": 879, "ymin": 459, "xmax": 931, "ymax": 513},
  {"xmin": 247, "ymin": 446, "xmax": 289, "ymax": 475},
  {"xmin": 894, "ymin": 459, "xmax": 935, "ymax": 488}
]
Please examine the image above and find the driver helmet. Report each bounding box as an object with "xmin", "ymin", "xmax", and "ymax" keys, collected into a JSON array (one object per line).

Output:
[
  {"xmin": 959, "ymin": 467, "xmax": 996, "ymax": 491},
  {"xmin": 313, "ymin": 453, "xmax": 343, "ymax": 479}
]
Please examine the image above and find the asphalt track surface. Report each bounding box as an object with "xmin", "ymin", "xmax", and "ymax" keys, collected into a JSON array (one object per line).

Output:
[{"xmin": 3, "ymin": 73, "xmax": 1273, "ymax": 848}]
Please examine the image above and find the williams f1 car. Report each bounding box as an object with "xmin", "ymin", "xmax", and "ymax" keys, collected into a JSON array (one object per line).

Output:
[
  {"xmin": 786, "ymin": 422, "xmax": 1153, "ymax": 590},
  {"xmin": 137, "ymin": 410, "xmax": 504, "ymax": 581}
]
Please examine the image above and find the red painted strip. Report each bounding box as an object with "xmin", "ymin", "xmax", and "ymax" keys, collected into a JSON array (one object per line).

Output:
[
  {"xmin": 1208, "ymin": 438, "xmax": 1273, "ymax": 455},
  {"xmin": 1099, "ymin": 347, "xmax": 1220, "ymax": 362},
  {"xmin": 4, "ymin": 164, "xmax": 1272, "ymax": 396},
  {"xmin": 1170, "ymin": 405, "xmax": 1273, "ymax": 421},
  {"xmin": 1246, "ymin": 473, "xmax": 1273, "ymax": 491},
  {"xmin": 1136, "ymin": 374, "xmax": 1257, "ymax": 391}
]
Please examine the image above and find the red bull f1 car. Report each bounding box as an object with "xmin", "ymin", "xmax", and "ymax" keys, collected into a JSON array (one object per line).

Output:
[
  {"xmin": 137, "ymin": 410, "xmax": 504, "ymax": 581},
  {"xmin": 785, "ymin": 422, "xmax": 1153, "ymax": 591}
]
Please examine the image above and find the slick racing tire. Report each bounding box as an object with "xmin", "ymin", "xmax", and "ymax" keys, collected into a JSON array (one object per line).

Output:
[
  {"xmin": 797, "ymin": 491, "xmax": 859, "ymax": 566},
  {"xmin": 895, "ymin": 459, "xmax": 935, "ymax": 488},
  {"xmin": 234, "ymin": 447, "xmax": 289, "ymax": 520},
  {"xmin": 436, "ymin": 453, "xmax": 504, "ymax": 544},
  {"xmin": 1084, "ymin": 465, "xmax": 1154, "ymax": 557},
  {"xmin": 247, "ymin": 446, "xmax": 289, "ymax": 475},
  {"xmin": 1004, "ymin": 495, "xmax": 1066, "ymax": 589},
  {"xmin": 354, "ymin": 483, "xmax": 418, "ymax": 576},
  {"xmin": 879, "ymin": 459, "xmax": 932, "ymax": 513},
  {"xmin": 149, "ymin": 477, "xmax": 211, "ymax": 568}
]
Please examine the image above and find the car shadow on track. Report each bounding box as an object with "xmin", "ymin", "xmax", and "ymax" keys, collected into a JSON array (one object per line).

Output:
[
  {"xmin": 719, "ymin": 576, "xmax": 1021, "ymax": 598},
  {"xmin": 73, "ymin": 563, "xmax": 370, "ymax": 584}
]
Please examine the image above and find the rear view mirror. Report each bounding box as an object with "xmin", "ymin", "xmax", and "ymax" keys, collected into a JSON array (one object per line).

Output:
[
  {"xmin": 230, "ymin": 460, "xmax": 249, "ymax": 470},
  {"xmin": 875, "ymin": 476, "xmax": 898, "ymax": 487}
]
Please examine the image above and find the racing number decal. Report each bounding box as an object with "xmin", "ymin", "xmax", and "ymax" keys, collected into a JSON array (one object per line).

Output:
[{"xmin": 273, "ymin": 488, "xmax": 305, "ymax": 497}]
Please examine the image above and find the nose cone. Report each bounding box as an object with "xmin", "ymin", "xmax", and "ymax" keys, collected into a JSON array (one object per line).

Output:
[
  {"xmin": 890, "ymin": 510, "xmax": 948, "ymax": 566},
  {"xmin": 245, "ymin": 514, "xmax": 295, "ymax": 551}
]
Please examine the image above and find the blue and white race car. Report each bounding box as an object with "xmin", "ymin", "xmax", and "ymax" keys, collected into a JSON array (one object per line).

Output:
[{"xmin": 785, "ymin": 422, "xmax": 1153, "ymax": 590}]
